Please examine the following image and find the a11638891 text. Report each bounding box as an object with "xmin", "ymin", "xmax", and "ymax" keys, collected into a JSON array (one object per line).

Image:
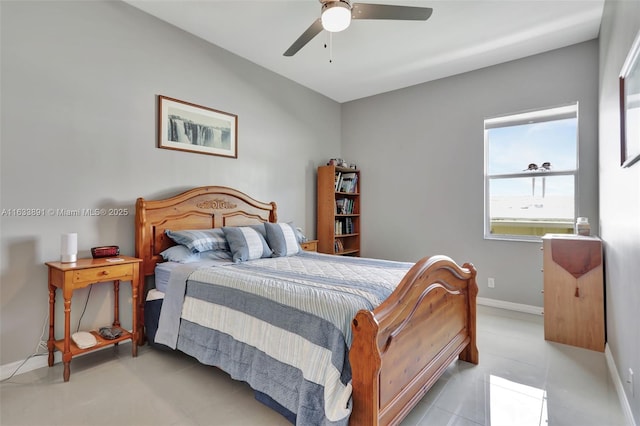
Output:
[{"xmin": 1, "ymin": 208, "xmax": 129, "ymax": 217}]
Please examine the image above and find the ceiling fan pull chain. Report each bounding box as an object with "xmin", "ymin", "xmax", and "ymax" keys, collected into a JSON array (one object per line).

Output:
[{"xmin": 329, "ymin": 32, "xmax": 333, "ymax": 63}]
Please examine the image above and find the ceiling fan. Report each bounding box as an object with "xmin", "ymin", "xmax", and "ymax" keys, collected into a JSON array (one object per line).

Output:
[{"xmin": 283, "ymin": 0, "xmax": 433, "ymax": 57}]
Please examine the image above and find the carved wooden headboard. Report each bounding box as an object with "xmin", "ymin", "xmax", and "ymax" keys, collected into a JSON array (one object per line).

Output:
[{"xmin": 135, "ymin": 186, "xmax": 277, "ymax": 276}]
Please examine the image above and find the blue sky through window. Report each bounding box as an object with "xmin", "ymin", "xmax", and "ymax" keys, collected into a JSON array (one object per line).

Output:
[{"xmin": 487, "ymin": 118, "xmax": 577, "ymax": 175}]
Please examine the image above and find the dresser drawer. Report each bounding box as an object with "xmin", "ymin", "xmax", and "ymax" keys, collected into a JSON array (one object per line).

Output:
[{"xmin": 73, "ymin": 263, "xmax": 134, "ymax": 284}]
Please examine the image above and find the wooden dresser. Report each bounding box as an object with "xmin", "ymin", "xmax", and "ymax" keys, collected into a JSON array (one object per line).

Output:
[{"xmin": 542, "ymin": 234, "xmax": 604, "ymax": 351}]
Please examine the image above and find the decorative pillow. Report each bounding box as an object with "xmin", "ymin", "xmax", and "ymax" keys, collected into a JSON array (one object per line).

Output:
[
  {"xmin": 165, "ymin": 228, "xmax": 229, "ymax": 253},
  {"xmin": 201, "ymin": 250, "xmax": 233, "ymax": 261},
  {"xmin": 265, "ymin": 222, "xmax": 301, "ymax": 257},
  {"xmin": 160, "ymin": 245, "xmax": 201, "ymax": 263},
  {"xmin": 222, "ymin": 226, "xmax": 272, "ymax": 263},
  {"xmin": 160, "ymin": 245, "xmax": 232, "ymax": 263}
]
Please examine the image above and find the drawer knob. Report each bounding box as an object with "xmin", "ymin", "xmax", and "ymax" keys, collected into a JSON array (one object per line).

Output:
[{"xmin": 101, "ymin": 270, "xmax": 109, "ymax": 276}]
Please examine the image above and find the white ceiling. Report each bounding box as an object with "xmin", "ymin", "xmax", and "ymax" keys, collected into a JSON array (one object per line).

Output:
[{"xmin": 123, "ymin": 0, "xmax": 604, "ymax": 103}]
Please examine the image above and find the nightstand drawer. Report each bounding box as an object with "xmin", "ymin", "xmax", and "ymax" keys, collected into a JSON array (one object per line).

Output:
[
  {"xmin": 73, "ymin": 263, "xmax": 134, "ymax": 284},
  {"xmin": 300, "ymin": 240, "xmax": 318, "ymax": 252}
]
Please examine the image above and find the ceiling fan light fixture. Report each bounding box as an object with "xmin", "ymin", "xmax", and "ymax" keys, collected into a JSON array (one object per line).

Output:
[{"xmin": 321, "ymin": 1, "xmax": 351, "ymax": 33}]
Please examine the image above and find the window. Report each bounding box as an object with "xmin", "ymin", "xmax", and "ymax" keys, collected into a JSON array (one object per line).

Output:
[{"xmin": 484, "ymin": 104, "xmax": 578, "ymax": 241}]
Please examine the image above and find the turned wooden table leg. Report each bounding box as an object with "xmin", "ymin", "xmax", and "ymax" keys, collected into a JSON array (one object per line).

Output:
[
  {"xmin": 63, "ymin": 293, "xmax": 72, "ymax": 382},
  {"xmin": 112, "ymin": 280, "xmax": 121, "ymax": 347},
  {"xmin": 131, "ymin": 278, "xmax": 138, "ymax": 357},
  {"xmin": 112, "ymin": 280, "xmax": 120, "ymax": 328},
  {"xmin": 47, "ymin": 283, "xmax": 56, "ymax": 367}
]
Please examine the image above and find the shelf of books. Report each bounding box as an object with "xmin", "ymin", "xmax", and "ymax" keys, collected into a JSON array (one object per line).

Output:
[{"xmin": 317, "ymin": 165, "xmax": 360, "ymax": 256}]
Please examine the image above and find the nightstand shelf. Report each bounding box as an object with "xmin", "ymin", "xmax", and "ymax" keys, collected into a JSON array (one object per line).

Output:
[{"xmin": 52, "ymin": 327, "xmax": 133, "ymax": 356}]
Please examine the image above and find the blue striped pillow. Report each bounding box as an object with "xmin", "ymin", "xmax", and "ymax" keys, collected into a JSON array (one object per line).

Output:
[
  {"xmin": 264, "ymin": 222, "xmax": 301, "ymax": 257},
  {"xmin": 222, "ymin": 225, "xmax": 272, "ymax": 263},
  {"xmin": 165, "ymin": 228, "xmax": 229, "ymax": 253}
]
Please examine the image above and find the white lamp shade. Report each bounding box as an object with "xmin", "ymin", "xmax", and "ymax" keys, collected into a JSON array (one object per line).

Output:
[
  {"xmin": 61, "ymin": 233, "xmax": 78, "ymax": 263},
  {"xmin": 321, "ymin": 2, "xmax": 351, "ymax": 32}
]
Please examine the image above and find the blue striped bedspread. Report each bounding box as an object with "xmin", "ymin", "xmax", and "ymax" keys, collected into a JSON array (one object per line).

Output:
[{"xmin": 154, "ymin": 251, "xmax": 413, "ymax": 425}]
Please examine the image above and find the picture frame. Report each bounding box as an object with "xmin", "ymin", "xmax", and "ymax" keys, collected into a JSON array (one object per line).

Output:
[
  {"xmin": 620, "ymin": 30, "xmax": 640, "ymax": 168},
  {"xmin": 158, "ymin": 95, "xmax": 237, "ymax": 158}
]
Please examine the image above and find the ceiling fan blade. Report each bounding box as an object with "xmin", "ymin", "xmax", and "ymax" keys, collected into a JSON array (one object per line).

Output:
[
  {"xmin": 284, "ymin": 18, "xmax": 323, "ymax": 57},
  {"xmin": 351, "ymin": 3, "xmax": 433, "ymax": 21}
]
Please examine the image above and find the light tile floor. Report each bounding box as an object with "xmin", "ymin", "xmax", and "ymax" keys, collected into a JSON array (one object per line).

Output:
[{"xmin": 0, "ymin": 306, "xmax": 627, "ymax": 425}]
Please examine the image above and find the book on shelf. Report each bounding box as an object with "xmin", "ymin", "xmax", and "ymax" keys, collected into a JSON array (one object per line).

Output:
[
  {"xmin": 334, "ymin": 217, "xmax": 354, "ymax": 235},
  {"xmin": 334, "ymin": 239, "xmax": 344, "ymax": 254},
  {"xmin": 338, "ymin": 173, "xmax": 358, "ymax": 193},
  {"xmin": 335, "ymin": 171, "xmax": 358, "ymax": 193},
  {"xmin": 335, "ymin": 198, "xmax": 356, "ymax": 215}
]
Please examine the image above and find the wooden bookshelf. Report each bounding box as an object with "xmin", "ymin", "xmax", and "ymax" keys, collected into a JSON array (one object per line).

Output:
[{"xmin": 317, "ymin": 165, "xmax": 360, "ymax": 256}]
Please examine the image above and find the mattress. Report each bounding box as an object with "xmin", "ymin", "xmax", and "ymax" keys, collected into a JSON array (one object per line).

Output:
[
  {"xmin": 154, "ymin": 262, "xmax": 178, "ymax": 294},
  {"xmin": 154, "ymin": 258, "xmax": 231, "ymax": 293}
]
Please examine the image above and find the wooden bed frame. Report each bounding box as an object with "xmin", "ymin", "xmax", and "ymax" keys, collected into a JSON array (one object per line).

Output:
[{"xmin": 135, "ymin": 186, "xmax": 478, "ymax": 426}]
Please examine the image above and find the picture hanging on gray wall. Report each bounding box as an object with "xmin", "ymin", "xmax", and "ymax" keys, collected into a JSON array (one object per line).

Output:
[
  {"xmin": 158, "ymin": 95, "xmax": 238, "ymax": 158},
  {"xmin": 619, "ymin": 30, "xmax": 640, "ymax": 168}
]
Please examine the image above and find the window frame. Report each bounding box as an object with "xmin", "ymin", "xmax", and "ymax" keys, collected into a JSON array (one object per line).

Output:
[{"xmin": 483, "ymin": 103, "xmax": 580, "ymax": 242}]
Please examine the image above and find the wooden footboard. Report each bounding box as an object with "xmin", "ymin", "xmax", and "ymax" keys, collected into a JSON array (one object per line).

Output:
[{"xmin": 349, "ymin": 255, "xmax": 478, "ymax": 426}]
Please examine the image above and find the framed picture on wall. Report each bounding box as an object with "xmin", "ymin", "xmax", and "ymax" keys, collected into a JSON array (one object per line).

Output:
[
  {"xmin": 158, "ymin": 95, "xmax": 238, "ymax": 158},
  {"xmin": 620, "ymin": 30, "xmax": 640, "ymax": 168}
]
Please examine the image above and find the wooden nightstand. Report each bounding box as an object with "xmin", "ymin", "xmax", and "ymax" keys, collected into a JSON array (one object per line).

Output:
[
  {"xmin": 300, "ymin": 240, "xmax": 318, "ymax": 252},
  {"xmin": 45, "ymin": 256, "xmax": 142, "ymax": 381}
]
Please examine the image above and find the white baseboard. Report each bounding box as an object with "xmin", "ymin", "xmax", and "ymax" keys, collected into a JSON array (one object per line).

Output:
[
  {"xmin": 1, "ymin": 338, "xmax": 125, "ymax": 381},
  {"xmin": 477, "ymin": 297, "xmax": 544, "ymax": 315},
  {"xmin": 0, "ymin": 351, "xmax": 61, "ymax": 381},
  {"xmin": 605, "ymin": 344, "xmax": 637, "ymax": 426}
]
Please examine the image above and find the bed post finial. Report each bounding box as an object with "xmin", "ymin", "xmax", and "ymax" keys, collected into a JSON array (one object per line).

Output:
[{"xmin": 135, "ymin": 197, "xmax": 147, "ymax": 263}]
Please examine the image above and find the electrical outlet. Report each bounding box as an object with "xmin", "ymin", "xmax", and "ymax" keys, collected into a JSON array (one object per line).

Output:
[
  {"xmin": 488, "ymin": 278, "xmax": 495, "ymax": 288},
  {"xmin": 628, "ymin": 368, "xmax": 634, "ymax": 396}
]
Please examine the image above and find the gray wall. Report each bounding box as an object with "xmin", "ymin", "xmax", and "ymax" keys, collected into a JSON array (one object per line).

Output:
[
  {"xmin": 0, "ymin": 1, "xmax": 341, "ymax": 365},
  {"xmin": 342, "ymin": 40, "xmax": 599, "ymax": 309},
  {"xmin": 599, "ymin": 0, "xmax": 640, "ymax": 422}
]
